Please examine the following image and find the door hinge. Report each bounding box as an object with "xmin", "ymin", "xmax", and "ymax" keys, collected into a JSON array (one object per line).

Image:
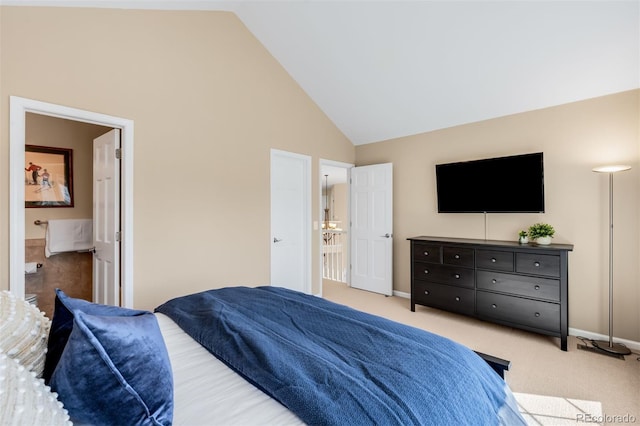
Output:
[
  {"xmin": 115, "ymin": 148, "xmax": 122, "ymax": 159},
  {"xmin": 115, "ymin": 231, "xmax": 121, "ymax": 242}
]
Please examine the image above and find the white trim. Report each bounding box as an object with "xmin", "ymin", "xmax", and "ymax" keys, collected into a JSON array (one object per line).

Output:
[
  {"xmin": 270, "ymin": 149, "xmax": 312, "ymax": 295},
  {"xmin": 393, "ymin": 290, "xmax": 410, "ymax": 299},
  {"xmin": 9, "ymin": 96, "xmax": 135, "ymax": 308}
]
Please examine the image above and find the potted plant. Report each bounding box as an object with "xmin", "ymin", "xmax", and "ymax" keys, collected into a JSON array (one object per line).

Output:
[
  {"xmin": 518, "ymin": 230, "xmax": 529, "ymax": 244},
  {"xmin": 528, "ymin": 223, "xmax": 555, "ymax": 245}
]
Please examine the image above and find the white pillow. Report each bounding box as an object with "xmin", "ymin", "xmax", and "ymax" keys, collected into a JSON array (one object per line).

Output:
[
  {"xmin": 0, "ymin": 291, "xmax": 50, "ymax": 376},
  {"xmin": 0, "ymin": 353, "xmax": 72, "ymax": 425}
]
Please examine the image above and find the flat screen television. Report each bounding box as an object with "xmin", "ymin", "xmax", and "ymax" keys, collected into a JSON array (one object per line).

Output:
[{"xmin": 436, "ymin": 152, "xmax": 545, "ymax": 213}]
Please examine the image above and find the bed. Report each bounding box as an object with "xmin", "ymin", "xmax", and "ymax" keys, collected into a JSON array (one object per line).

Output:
[{"xmin": 3, "ymin": 287, "xmax": 527, "ymax": 425}]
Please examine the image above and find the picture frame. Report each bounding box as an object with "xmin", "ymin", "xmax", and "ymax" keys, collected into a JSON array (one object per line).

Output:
[{"xmin": 25, "ymin": 145, "xmax": 74, "ymax": 208}]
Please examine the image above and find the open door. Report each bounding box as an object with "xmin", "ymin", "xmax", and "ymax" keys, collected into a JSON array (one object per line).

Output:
[
  {"xmin": 93, "ymin": 129, "xmax": 121, "ymax": 305},
  {"xmin": 350, "ymin": 163, "xmax": 393, "ymax": 296}
]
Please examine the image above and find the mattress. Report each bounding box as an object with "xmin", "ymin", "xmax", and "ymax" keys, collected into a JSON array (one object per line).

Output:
[{"xmin": 155, "ymin": 313, "xmax": 303, "ymax": 425}]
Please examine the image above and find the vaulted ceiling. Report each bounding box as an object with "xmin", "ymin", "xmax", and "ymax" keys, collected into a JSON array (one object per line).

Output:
[{"xmin": 4, "ymin": 1, "xmax": 640, "ymax": 145}]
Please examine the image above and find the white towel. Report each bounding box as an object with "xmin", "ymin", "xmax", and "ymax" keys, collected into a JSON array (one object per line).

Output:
[{"xmin": 45, "ymin": 219, "xmax": 93, "ymax": 258}]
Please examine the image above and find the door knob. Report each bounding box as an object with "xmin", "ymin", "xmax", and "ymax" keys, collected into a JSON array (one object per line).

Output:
[
  {"xmin": 273, "ymin": 238, "xmax": 282, "ymax": 243},
  {"xmin": 381, "ymin": 233, "xmax": 392, "ymax": 238}
]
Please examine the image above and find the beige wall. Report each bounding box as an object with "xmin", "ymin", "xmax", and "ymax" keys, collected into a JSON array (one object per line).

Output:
[
  {"xmin": 356, "ymin": 90, "xmax": 640, "ymax": 341},
  {"xmin": 332, "ymin": 183, "xmax": 348, "ymax": 226},
  {"xmin": 24, "ymin": 113, "xmax": 112, "ymax": 239},
  {"xmin": 0, "ymin": 7, "xmax": 355, "ymax": 309}
]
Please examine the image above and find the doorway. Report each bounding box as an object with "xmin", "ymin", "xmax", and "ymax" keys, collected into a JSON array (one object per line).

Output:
[
  {"xmin": 319, "ymin": 160, "xmax": 353, "ymax": 296},
  {"xmin": 23, "ymin": 114, "xmax": 113, "ymax": 317},
  {"xmin": 9, "ymin": 97, "xmax": 135, "ymax": 308}
]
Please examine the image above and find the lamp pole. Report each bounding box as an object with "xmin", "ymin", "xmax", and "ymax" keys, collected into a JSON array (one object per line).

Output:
[{"xmin": 591, "ymin": 165, "xmax": 631, "ymax": 356}]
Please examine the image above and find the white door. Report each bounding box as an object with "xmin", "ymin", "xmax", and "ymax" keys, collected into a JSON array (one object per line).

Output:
[
  {"xmin": 350, "ymin": 163, "xmax": 393, "ymax": 296},
  {"xmin": 93, "ymin": 129, "xmax": 121, "ymax": 305},
  {"xmin": 270, "ymin": 150, "xmax": 311, "ymax": 294}
]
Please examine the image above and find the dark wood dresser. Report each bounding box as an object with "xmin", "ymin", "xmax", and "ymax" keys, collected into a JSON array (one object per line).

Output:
[{"xmin": 408, "ymin": 236, "xmax": 574, "ymax": 350}]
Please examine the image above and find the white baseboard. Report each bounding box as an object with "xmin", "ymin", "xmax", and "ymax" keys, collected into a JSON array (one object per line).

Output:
[
  {"xmin": 393, "ymin": 290, "xmax": 410, "ymax": 299},
  {"xmin": 391, "ymin": 290, "xmax": 640, "ymax": 352}
]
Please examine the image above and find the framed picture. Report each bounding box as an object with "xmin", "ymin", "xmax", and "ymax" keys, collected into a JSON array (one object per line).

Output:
[{"xmin": 25, "ymin": 145, "xmax": 74, "ymax": 208}]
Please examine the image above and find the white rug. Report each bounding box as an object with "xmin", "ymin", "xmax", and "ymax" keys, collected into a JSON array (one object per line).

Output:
[{"xmin": 514, "ymin": 392, "xmax": 603, "ymax": 425}]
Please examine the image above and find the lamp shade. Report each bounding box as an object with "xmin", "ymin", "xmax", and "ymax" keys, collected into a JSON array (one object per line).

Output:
[{"xmin": 592, "ymin": 165, "xmax": 631, "ymax": 173}]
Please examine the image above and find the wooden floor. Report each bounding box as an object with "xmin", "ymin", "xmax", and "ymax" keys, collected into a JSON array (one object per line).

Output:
[{"xmin": 26, "ymin": 239, "xmax": 92, "ymax": 319}]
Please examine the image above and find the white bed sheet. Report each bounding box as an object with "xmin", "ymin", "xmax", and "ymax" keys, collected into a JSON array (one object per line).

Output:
[{"xmin": 155, "ymin": 313, "xmax": 303, "ymax": 426}]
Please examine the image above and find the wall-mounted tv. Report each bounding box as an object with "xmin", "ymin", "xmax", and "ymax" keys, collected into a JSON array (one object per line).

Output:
[{"xmin": 436, "ymin": 152, "xmax": 545, "ymax": 213}]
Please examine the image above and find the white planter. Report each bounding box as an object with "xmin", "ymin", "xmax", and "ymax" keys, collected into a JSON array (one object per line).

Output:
[
  {"xmin": 519, "ymin": 236, "xmax": 529, "ymax": 244},
  {"xmin": 535, "ymin": 236, "xmax": 552, "ymax": 245}
]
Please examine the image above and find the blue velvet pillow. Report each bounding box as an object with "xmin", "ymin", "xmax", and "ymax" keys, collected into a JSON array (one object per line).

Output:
[
  {"xmin": 44, "ymin": 289, "xmax": 173, "ymax": 425},
  {"xmin": 43, "ymin": 289, "xmax": 151, "ymax": 383},
  {"xmin": 50, "ymin": 310, "xmax": 174, "ymax": 426}
]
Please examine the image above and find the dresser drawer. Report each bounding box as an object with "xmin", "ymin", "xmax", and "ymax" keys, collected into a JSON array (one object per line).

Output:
[
  {"xmin": 413, "ymin": 263, "xmax": 474, "ymax": 288},
  {"xmin": 476, "ymin": 250, "xmax": 514, "ymax": 272},
  {"xmin": 413, "ymin": 243, "xmax": 442, "ymax": 264},
  {"xmin": 443, "ymin": 247, "xmax": 474, "ymax": 268},
  {"xmin": 476, "ymin": 271, "xmax": 560, "ymax": 302},
  {"xmin": 409, "ymin": 237, "xmax": 572, "ymax": 351},
  {"xmin": 516, "ymin": 253, "xmax": 560, "ymax": 277},
  {"xmin": 414, "ymin": 281, "xmax": 474, "ymax": 316},
  {"xmin": 477, "ymin": 291, "xmax": 560, "ymax": 332}
]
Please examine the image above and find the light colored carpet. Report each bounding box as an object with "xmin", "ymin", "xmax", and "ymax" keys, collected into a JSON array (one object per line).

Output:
[
  {"xmin": 322, "ymin": 280, "xmax": 638, "ymax": 426},
  {"xmin": 514, "ymin": 393, "xmax": 602, "ymax": 425}
]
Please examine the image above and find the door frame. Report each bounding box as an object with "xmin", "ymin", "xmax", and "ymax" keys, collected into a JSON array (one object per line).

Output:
[
  {"xmin": 318, "ymin": 159, "xmax": 354, "ymax": 297},
  {"xmin": 9, "ymin": 96, "xmax": 135, "ymax": 308}
]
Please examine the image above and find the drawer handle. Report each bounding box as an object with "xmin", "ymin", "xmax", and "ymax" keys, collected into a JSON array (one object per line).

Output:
[
  {"xmin": 424, "ymin": 251, "xmax": 429, "ymax": 256},
  {"xmin": 454, "ymin": 254, "xmax": 460, "ymax": 259},
  {"xmin": 534, "ymin": 285, "xmax": 540, "ymax": 290},
  {"xmin": 455, "ymin": 296, "xmax": 460, "ymax": 301},
  {"xmin": 424, "ymin": 269, "xmax": 429, "ymax": 274},
  {"xmin": 491, "ymin": 304, "xmax": 497, "ymax": 309},
  {"xmin": 534, "ymin": 261, "xmax": 541, "ymax": 267},
  {"xmin": 454, "ymin": 274, "xmax": 460, "ymax": 279},
  {"xmin": 492, "ymin": 279, "xmax": 497, "ymax": 284},
  {"xmin": 535, "ymin": 312, "xmax": 541, "ymax": 317},
  {"xmin": 424, "ymin": 290, "xmax": 430, "ymax": 295},
  {"xmin": 491, "ymin": 258, "xmax": 497, "ymax": 263}
]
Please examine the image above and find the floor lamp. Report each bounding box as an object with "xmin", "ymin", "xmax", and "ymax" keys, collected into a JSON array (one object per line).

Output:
[{"xmin": 591, "ymin": 164, "xmax": 631, "ymax": 356}]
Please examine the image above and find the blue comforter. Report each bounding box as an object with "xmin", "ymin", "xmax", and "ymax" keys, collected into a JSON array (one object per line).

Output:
[{"xmin": 156, "ymin": 286, "xmax": 525, "ymax": 426}]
